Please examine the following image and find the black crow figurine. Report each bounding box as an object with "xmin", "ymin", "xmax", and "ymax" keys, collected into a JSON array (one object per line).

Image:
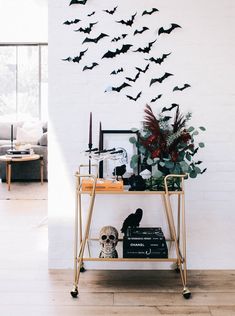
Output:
[
  {"xmin": 121, "ymin": 208, "xmax": 143, "ymax": 234},
  {"xmin": 112, "ymin": 164, "xmax": 126, "ymax": 180}
]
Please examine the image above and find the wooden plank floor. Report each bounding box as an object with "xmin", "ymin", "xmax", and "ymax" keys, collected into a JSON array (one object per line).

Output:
[{"xmin": 0, "ymin": 199, "xmax": 235, "ymax": 315}]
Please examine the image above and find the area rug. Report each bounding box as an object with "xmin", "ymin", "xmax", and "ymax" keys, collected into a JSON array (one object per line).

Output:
[{"xmin": 0, "ymin": 181, "xmax": 48, "ymax": 200}]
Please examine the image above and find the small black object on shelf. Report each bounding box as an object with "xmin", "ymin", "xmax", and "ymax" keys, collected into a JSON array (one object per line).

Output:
[
  {"xmin": 121, "ymin": 208, "xmax": 143, "ymax": 235},
  {"xmin": 128, "ymin": 175, "xmax": 146, "ymax": 191}
]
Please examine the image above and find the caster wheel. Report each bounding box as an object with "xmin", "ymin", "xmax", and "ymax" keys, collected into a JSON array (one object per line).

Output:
[
  {"xmin": 175, "ymin": 267, "xmax": 180, "ymax": 273},
  {"xmin": 70, "ymin": 289, "xmax": 78, "ymax": 298},
  {"xmin": 182, "ymin": 287, "xmax": 191, "ymax": 299},
  {"xmin": 80, "ymin": 266, "xmax": 86, "ymax": 273}
]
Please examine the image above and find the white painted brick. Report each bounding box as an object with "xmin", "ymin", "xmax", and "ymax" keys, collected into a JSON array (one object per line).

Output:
[{"xmin": 48, "ymin": 0, "xmax": 235, "ymax": 269}]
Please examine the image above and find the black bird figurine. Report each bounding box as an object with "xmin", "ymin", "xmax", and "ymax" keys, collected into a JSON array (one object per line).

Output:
[
  {"xmin": 112, "ymin": 164, "xmax": 126, "ymax": 180},
  {"xmin": 121, "ymin": 208, "xmax": 143, "ymax": 234}
]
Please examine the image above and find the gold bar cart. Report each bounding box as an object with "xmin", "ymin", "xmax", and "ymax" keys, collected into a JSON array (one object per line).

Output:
[{"xmin": 70, "ymin": 165, "xmax": 191, "ymax": 299}]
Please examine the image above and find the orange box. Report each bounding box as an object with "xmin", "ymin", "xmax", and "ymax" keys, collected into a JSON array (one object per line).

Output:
[{"xmin": 81, "ymin": 178, "xmax": 124, "ymax": 191}]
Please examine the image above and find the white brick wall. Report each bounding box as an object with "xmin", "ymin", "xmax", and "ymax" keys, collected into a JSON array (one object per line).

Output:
[{"xmin": 48, "ymin": 0, "xmax": 235, "ymax": 269}]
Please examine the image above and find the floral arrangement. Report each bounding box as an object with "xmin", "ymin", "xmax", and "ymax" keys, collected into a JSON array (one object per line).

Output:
[{"xmin": 129, "ymin": 104, "xmax": 206, "ymax": 190}]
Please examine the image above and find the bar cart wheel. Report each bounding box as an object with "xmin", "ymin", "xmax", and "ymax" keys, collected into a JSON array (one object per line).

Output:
[
  {"xmin": 182, "ymin": 287, "xmax": 191, "ymax": 299},
  {"xmin": 70, "ymin": 289, "xmax": 78, "ymax": 298},
  {"xmin": 80, "ymin": 264, "xmax": 86, "ymax": 272}
]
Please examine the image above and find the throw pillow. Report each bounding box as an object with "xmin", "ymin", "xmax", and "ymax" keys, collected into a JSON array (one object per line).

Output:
[
  {"xmin": 16, "ymin": 123, "xmax": 43, "ymax": 145},
  {"xmin": 38, "ymin": 132, "xmax": 47, "ymax": 146}
]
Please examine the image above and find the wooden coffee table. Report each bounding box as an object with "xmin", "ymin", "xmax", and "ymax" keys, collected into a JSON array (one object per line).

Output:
[{"xmin": 0, "ymin": 154, "xmax": 44, "ymax": 191}]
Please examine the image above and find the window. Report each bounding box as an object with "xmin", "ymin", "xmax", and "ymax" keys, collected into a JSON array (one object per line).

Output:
[{"xmin": 0, "ymin": 43, "xmax": 48, "ymax": 122}]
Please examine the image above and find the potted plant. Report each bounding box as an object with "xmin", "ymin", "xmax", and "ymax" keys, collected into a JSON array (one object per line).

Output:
[{"xmin": 129, "ymin": 104, "xmax": 206, "ymax": 190}]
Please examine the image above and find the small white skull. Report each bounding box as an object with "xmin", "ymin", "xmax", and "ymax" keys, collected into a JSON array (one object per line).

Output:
[{"xmin": 99, "ymin": 226, "xmax": 118, "ymax": 258}]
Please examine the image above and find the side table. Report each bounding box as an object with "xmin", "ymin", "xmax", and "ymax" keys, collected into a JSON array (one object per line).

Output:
[{"xmin": 0, "ymin": 154, "xmax": 44, "ymax": 191}]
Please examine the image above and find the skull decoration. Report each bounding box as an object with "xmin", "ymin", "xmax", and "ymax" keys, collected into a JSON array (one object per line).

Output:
[{"xmin": 99, "ymin": 226, "xmax": 119, "ymax": 258}]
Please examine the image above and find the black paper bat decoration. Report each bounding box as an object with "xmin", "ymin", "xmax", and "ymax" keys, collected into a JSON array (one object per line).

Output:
[
  {"xmin": 87, "ymin": 11, "xmax": 95, "ymax": 17},
  {"xmin": 102, "ymin": 44, "xmax": 132, "ymax": 59},
  {"xmin": 111, "ymin": 34, "xmax": 128, "ymax": 42},
  {"xmin": 69, "ymin": 0, "xmax": 87, "ymax": 5},
  {"xmin": 133, "ymin": 39, "xmax": 156, "ymax": 53},
  {"xmin": 82, "ymin": 33, "xmax": 108, "ymax": 44},
  {"xmin": 150, "ymin": 72, "xmax": 173, "ymax": 86},
  {"xmin": 158, "ymin": 23, "xmax": 181, "ymax": 35},
  {"xmin": 83, "ymin": 62, "xmax": 99, "ymax": 71},
  {"xmin": 110, "ymin": 68, "xmax": 124, "ymax": 75},
  {"xmin": 201, "ymin": 168, "xmax": 207, "ymax": 174},
  {"xmin": 103, "ymin": 6, "xmax": 118, "ymax": 15},
  {"xmin": 150, "ymin": 94, "xmax": 162, "ymax": 103},
  {"xmin": 145, "ymin": 53, "xmax": 171, "ymax": 65},
  {"xmin": 142, "ymin": 8, "xmax": 159, "ymax": 16},
  {"xmin": 135, "ymin": 63, "xmax": 149, "ymax": 73},
  {"xmin": 116, "ymin": 13, "xmax": 137, "ymax": 27},
  {"xmin": 161, "ymin": 103, "xmax": 179, "ymax": 113},
  {"xmin": 126, "ymin": 92, "xmax": 142, "ymax": 101},
  {"xmin": 125, "ymin": 72, "xmax": 140, "ymax": 82},
  {"xmin": 63, "ymin": 19, "xmax": 80, "ymax": 25},
  {"xmin": 74, "ymin": 22, "xmax": 98, "ymax": 34},
  {"xmin": 173, "ymin": 84, "xmax": 191, "ymax": 91},
  {"xmin": 134, "ymin": 26, "xmax": 149, "ymax": 36},
  {"xmin": 62, "ymin": 49, "xmax": 88, "ymax": 64},
  {"xmin": 105, "ymin": 82, "xmax": 131, "ymax": 93}
]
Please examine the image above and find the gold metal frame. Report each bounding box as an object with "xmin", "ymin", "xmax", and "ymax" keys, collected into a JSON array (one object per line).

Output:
[{"xmin": 70, "ymin": 166, "xmax": 191, "ymax": 299}]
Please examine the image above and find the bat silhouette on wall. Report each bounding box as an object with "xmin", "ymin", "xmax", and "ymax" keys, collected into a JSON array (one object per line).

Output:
[
  {"xmin": 125, "ymin": 72, "xmax": 140, "ymax": 82},
  {"xmin": 102, "ymin": 44, "xmax": 132, "ymax": 59},
  {"xmin": 173, "ymin": 84, "xmax": 191, "ymax": 91},
  {"xmin": 161, "ymin": 103, "xmax": 179, "ymax": 112},
  {"xmin": 83, "ymin": 63, "xmax": 99, "ymax": 71},
  {"xmin": 111, "ymin": 34, "xmax": 128, "ymax": 42},
  {"xmin": 134, "ymin": 26, "xmax": 149, "ymax": 36},
  {"xmin": 142, "ymin": 8, "xmax": 159, "ymax": 16},
  {"xmin": 135, "ymin": 63, "xmax": 149, "ymax": 73},
  {"xmin": 133, "ymin": 39, "xmax": 156, "ymax": 53},
  {"xmin": 158, "ymin": 23, "xmax": 181, "ymax": 35},
  {"xmin": 126, "ymin": 92, "xmax": 142, "ymax": 101},
  {"xmin": 151, "ymin": 94, "xmax": 162, "ymax": 103},
  {"xmin": 69, "ymin": 0, "xmax": 87, "ymax": 5},
  {"xmin": 74, "ymin": 22, "xmax": 98, "ymax": 34},
  {"xmin": 103, "ymin": 6, "xmax": 118, "ymax": 14},
  {"xmin": 62, "ymin": 49, "xmax": 88, "ymax": 64},
  {"xmin": 150, "ymin": 72, "xmax": 173, "ymax": 86},
  {"xmin": 145, "ymin": 53, "xmax": 171, "ymax": 65},
  {"xmin": 87, "ymin": 11, "xmax": 95, "ymax": 17},
  {"xmin": 82, "ymin": 33, "xmax": 108, "ymax": 44},
  {"xmin": 116, "ymin": 13, "xmax": 137, "ymax": 27},
  {"xmin": 110, "ymin": 68, "xmax": 124, "ymax": 75},
  {"xmin": 63, "ymin": 19, "xmax": 80, "ymax": 25},
  {"xmin": 105, "ymin": 82, "xmax": 131, "ymax": 93}
]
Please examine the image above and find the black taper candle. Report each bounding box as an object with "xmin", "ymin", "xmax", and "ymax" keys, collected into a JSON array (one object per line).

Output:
[
  {"xmin": 11, "ymin": 124, "xmax": 13, "ymax": 150},
  {"xmin": 88, "ymin": 112, "xmax": 92, "ymax": 174}
]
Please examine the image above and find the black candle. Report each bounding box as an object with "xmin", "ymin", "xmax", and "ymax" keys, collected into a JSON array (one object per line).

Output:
[
  {"xmin": 11, "ymin": 124, "xmax": 13, "ymax": 149},
  {"xmin": 89, "ymin": 112, "xmax": 92, "ymax": 148},
  {"xmin": 99, "ymin": 122, "xmax": 102, "ymax": 150}
]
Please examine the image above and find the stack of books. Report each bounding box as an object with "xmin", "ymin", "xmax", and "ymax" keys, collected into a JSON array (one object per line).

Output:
[
  {"xmin": 123, "ymin": 227, "xmax": 168, "ymax": 258},
  {"xmin": 6, "ymin": 149, "xmax": 33, "ymax": 158}
]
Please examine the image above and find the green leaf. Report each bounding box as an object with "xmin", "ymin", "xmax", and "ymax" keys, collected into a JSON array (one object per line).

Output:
[
  {"xmin": 129, "ymin": 136, "xmax": 137, "ymax": 144},
  {"xmin": 186, "ymin": 152, "xmax": 192, "ymax": 161},
  {"xmin": 199, "ymin": 126, "xmax": 206, "ymax": 131},
  {"xmin": 165, "ymin": 161, "xmax": 174, "ymax": 169},
  {"xmin": 139, "ymin": 146, "xmax": 146, "ymax": 154},
  {"xmin": 195, "ymin": 166, "xmax": 201, "ymax": 174},
  {"xmin": 159, "ymin": 161, "xmax": 165, "ymax": 167},
  {"xmin": 188, "ymin": 126, "xmax": 195, "ymax": 132},
  {"xmin": 199, "ymin": 142, "xmax": 205, "ymax": 148},
  {"xmin": 130, "ymin": 155, "xmax": 138, "ymax": 169},
  {"xmin": 147, "ymin": 157, "xmax": 154, "ymax": 165},
  {"xmin": 189, "ymin": 170, "xmax": 197, "ymax": 178},
  {"xmin": 180, "ymin": 161, "xmax": 190, "ymax": 173},
  {"xmin": 192, "ymin": 130, "xmax": 199, "ymax": 136}
]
